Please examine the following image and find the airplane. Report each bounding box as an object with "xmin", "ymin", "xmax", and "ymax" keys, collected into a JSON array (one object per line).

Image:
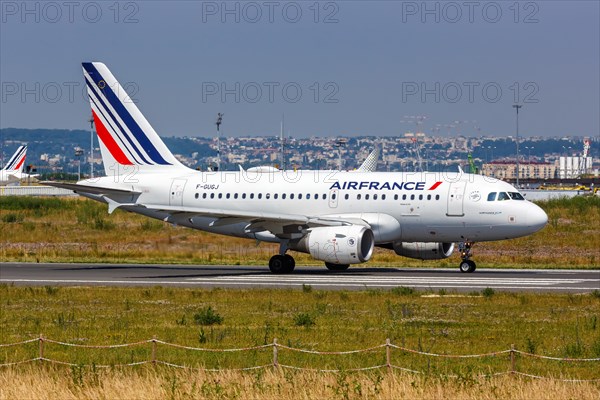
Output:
[
  {"xmin": 45, "ymin": 62, "xmax": 548, "ymax": 274},
  {"xmin": 0, "ymin": 145, "xmax": 36, "ymax": 185}
]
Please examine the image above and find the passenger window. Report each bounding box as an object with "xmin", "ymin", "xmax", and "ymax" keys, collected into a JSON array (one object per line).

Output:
[
  {"xmin": 344, "ymin": 194, "xmax": 349, "ymax": 200},
  {"xmin": 419, "ymin": 194, "xmax": 423, "ymax": 200},
  {"xmin": 282, "ymin": 194, "xmax": 286, "ymax": 199},
  {"xmin": 498, "ymin": 192, "xmax": 510, "ymax": 201},
  {"xmin": 306, "ymin": 194, "xmax": 311, "ymax": 199},
  {"xmin": 410, "ymin": 194, "xmax": 415, "ymax": 200},
  {"xmin": 242, "ymin": 193, "xmax": 246, "ymax": 199},
  {"xmin": 226, "ymin": 193, "xmax": 230, "ymax": 199},
  {"xmin": 298, "ymin": 194, "xmax": 303, "ymax": 200},
  {"xmin": 357, "ymin": 194, "xmax": 362, "ymax": 200},
  {"xmin": 314, "ymin": 193, "xmax": 318, "ymax": 199},
  {"xmin": 210, "ymin": 193, "xmax": 215, "ymax": 199},
  {"xmin": 365, "ymin": 194, "xmax": 370, "ymax": 200},
  {"xmin": 195, "ymin": 193, "xmax": 199, "ymax": 199},
  {"xmin": 427, "ymin": 194, "xmax": 431, "ymax": 200},
  {"xmin": 265, "ymin": 193, "xmax": 270, "ymax": 199},
  {"xmin": 250, "ymin": 193, "xmax": 254, "ymax": 199},
  {"xmin": 435, "ymin": 194, "xmax": 440, "ymax": 200},
  {"xmin": 234, "ymin": 193, "xmax": 238, "ymax": 199},
  {"xmin": 487, "ymin": 192, "xmax": 497, "ymax": 201},
  {"xmin": 290, "ymin": 194, "xmax": 295, "ymax": 200},
  {"xmin": 394, "ymin": 194, "xmax": 398, "ymax": 200},
  {"xmin": 274, "ymin": 194, "xmax": 278, "ymax": 199},
  {"xmin": 218, "ymin": 193, "xmax": 223, "ymax": 199},
  {"xmin": 331, "ymin": 193, "xmax": 336, "ymax": 200},
  {"xmin": 373, "ymin": 194, "xmax": 378, "ymax": 200},
  {"xmin": 402, "ymin": 194, "xmax": 407, "ymax": 200},
  {"xmin": 203, "ymin": 193, "xmax": 207, "ymax": 199},
  {"xmin": 382, "ymin": 194, "xmax": 386, "ymax": 200},
  {"xmin": 258, "ymin": 193, "xmax": 263, "ymax": 199}
]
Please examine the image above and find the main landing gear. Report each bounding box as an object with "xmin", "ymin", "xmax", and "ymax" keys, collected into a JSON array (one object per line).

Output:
[
  {"xmin": 269, "ymin": 254, "xmax": 295, "ymax": 274},
  {"xmin": 458, "ymin": 241, "xmax": 476, "ymax": 273}
]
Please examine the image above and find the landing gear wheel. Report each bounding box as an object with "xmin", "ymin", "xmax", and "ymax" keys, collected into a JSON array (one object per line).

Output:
[
  {"xmin": 269, "ymin": 254, "xmax": 295, "ymax": 274},
  {"xmin": 325, "ymin": 262, "xmax": 350, "ymax": 271},
  {"xmin": 283, "ymin": 254, "xmax": 295, "ymax": 272},
  {"xmin": 459, "ymin": 260, "xmax": 476, "ymax": 273},
  {"xmin": 458, "ymin": 241, "xmax": 476, "ymax": 273}
]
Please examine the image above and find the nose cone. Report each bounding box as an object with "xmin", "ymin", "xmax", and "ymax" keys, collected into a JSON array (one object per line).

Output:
[{"xmin": 526, "ymin": 203, "xmax": 548, "ymax": 233}]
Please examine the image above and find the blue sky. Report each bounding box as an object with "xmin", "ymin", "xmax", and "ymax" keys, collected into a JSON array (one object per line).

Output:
[{"xmin": 1, "ymin": 1, "xmax": 598, "ymax": 138}]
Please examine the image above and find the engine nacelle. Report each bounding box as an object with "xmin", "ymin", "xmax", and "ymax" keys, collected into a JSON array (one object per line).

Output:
[
  {"xmin": 392, "ymin": 242, "xmax": 454, "ymax": 260},
  {"xmin": 290, "ymin": 226, "xmax": 375, "ymax": 265}
]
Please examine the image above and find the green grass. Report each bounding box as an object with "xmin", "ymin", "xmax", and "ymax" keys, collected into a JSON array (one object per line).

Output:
[
  {"xmin": 0, "ymin": 196, "xmax": 599, "ymax": 268},
  {"xmin": 1, "ymin": 285, "xmax": 599, "ymax": 379}
]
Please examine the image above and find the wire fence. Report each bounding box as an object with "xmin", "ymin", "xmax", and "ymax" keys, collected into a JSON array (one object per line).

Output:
[{"xmin": 0, "ymin": 335, "xmax": 599, "ymax": 382}]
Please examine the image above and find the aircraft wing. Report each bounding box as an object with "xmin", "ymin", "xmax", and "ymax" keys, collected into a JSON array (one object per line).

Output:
[
  {"xmin": 356, "ymin": 146, "xmax": 380, "ymax": 172},
  {"xmin": 140, "ymin": 203, "xmax": 370, "ymax": 236}
]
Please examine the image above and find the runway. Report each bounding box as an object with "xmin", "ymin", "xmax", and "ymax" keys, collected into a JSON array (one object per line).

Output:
[{"xmin": 1, "ymin": 263, "xmax": 598, "ymax": 293}]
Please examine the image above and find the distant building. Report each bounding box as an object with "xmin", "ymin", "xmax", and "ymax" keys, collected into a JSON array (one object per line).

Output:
[
  {"xmin": 558, "ymin": 156, "xmax": 593, "ymax": 178},
  {"xmin": 482, "ymin": 161, "xmax": 557, "ymax": 180}
]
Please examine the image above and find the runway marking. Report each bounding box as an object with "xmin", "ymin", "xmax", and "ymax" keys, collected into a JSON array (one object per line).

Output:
[{"xmin": 1, "ymin": 278, "xmax": 598, "ymax": 291}]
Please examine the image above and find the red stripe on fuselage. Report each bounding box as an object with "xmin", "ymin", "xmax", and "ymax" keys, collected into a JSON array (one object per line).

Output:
[
  {"xmin": 92, "ymin": 110, "xmax": 133, "ymax": 165},
  {"xmin": 428, "ymin": 181, "xmax": 442, "ymax": 190}
]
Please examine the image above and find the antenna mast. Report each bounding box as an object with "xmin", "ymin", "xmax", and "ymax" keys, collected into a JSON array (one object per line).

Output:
[
  {"xmin": 280, "ymin": 114, "xmax": 285, "ymax": 170},
  {"xmin": 215, "ymin": 113, "xmax": 224, "ymax": 171},
  {"xmin": 88, "ymin": 115, "xmax": 95, "ymax": 178}
]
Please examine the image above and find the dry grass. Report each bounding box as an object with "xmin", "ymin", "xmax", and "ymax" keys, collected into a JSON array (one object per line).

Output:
[
  {"xmin": 2, "ymin": 286, "xmax": 599, "ymax": 379},
  {"xmin": 0, "ymin": 196, "xmax": 599, "ymax": 267},
  {"xmin": 1, "ymin": 366, "xmax": 599, "ymax": 400}
]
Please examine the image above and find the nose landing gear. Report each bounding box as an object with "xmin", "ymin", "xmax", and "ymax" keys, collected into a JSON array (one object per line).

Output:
[{"xmin": 458, "ymin": 241, "xmax": 476, "ymax": 273}]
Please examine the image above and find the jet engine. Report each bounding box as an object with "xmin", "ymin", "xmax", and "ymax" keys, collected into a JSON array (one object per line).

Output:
[
  {"xmin": 391, "ymin": 242, "xmax": 454, "ymax": 260},
  {"xmin": 290, "ymin": 226, "xmax": 375, "ymax": 265}
]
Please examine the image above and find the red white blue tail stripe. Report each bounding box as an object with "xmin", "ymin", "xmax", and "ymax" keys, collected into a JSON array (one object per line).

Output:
[
  {"xmin": 82, "ymin": 62, "xmax": 181, "ymax": 169},
  {"xmin": 2, "ymin": 145, "xmax": 27, "ymax": 172}
]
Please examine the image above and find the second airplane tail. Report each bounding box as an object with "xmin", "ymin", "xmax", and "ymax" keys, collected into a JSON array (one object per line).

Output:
[
  {"xmin": 2, "ymin": 145, "xmax": 27, "ymax": 173},
  {"xmin": 82, "ymin": 62, "xmax": 187, "ymax": 175}
]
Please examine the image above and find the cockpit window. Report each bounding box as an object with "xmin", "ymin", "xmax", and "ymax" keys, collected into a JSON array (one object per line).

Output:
[
  {"xmin": 508, "ymin": 192, "xmax": 525, "ymax": 200},
  {"xmin": 487, "ymin": 192, "xmax": 497, "ymax": 201},
  {"xmin": 497, "ymin": 192, "xmax": 510, "ymax": 201}
]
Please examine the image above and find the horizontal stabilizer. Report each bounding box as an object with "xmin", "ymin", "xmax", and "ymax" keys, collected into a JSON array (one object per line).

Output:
[{"xmin": 42, "ymin": 182, "xmax": 141, "ymax": 196}]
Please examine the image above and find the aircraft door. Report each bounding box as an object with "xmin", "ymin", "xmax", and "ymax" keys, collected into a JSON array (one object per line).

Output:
[
  {"xmin": 328, "ymin": 189, "xmax": 339, "ymax": 208},
  {"xmin": 447, "ymin": 181, "xmax": 467, "ymax": 216},
  {"xmin": 169, "ymin": 179, "xmax": 187, "ymax": 206}
]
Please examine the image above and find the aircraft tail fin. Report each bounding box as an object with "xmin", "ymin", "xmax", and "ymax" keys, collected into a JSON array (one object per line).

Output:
[
  {"xmin": 82, "ymin": 62, "xmax": 187, "ymax": 175},
  {"xmin": 2, "ymin": 145, "xmax": 27, "ymax": 172}
]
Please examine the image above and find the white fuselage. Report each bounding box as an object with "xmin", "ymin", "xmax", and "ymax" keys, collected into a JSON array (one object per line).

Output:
[{"xmin": 81, "ymin": 169, "xmax": 548, "ymax": 244}]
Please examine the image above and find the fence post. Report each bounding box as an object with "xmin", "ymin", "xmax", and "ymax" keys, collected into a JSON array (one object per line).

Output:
[
  {"xmin": 510, "ymin": 344, "xmax": 516, "ymax": 375},
  {"xmin": 386, "ymin": 339, "xmax": 391, "ymax": 373},
  {"xmin": 38, "ymin": 334, "xmax": 44, "ymax": 362},
  {"xmin": 151, "ymin": 336, "xmax": 157, "ymax": 365},
  {"xmin": 273, "ymin": 338, "xmax": 279, "ymax": 370}
]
